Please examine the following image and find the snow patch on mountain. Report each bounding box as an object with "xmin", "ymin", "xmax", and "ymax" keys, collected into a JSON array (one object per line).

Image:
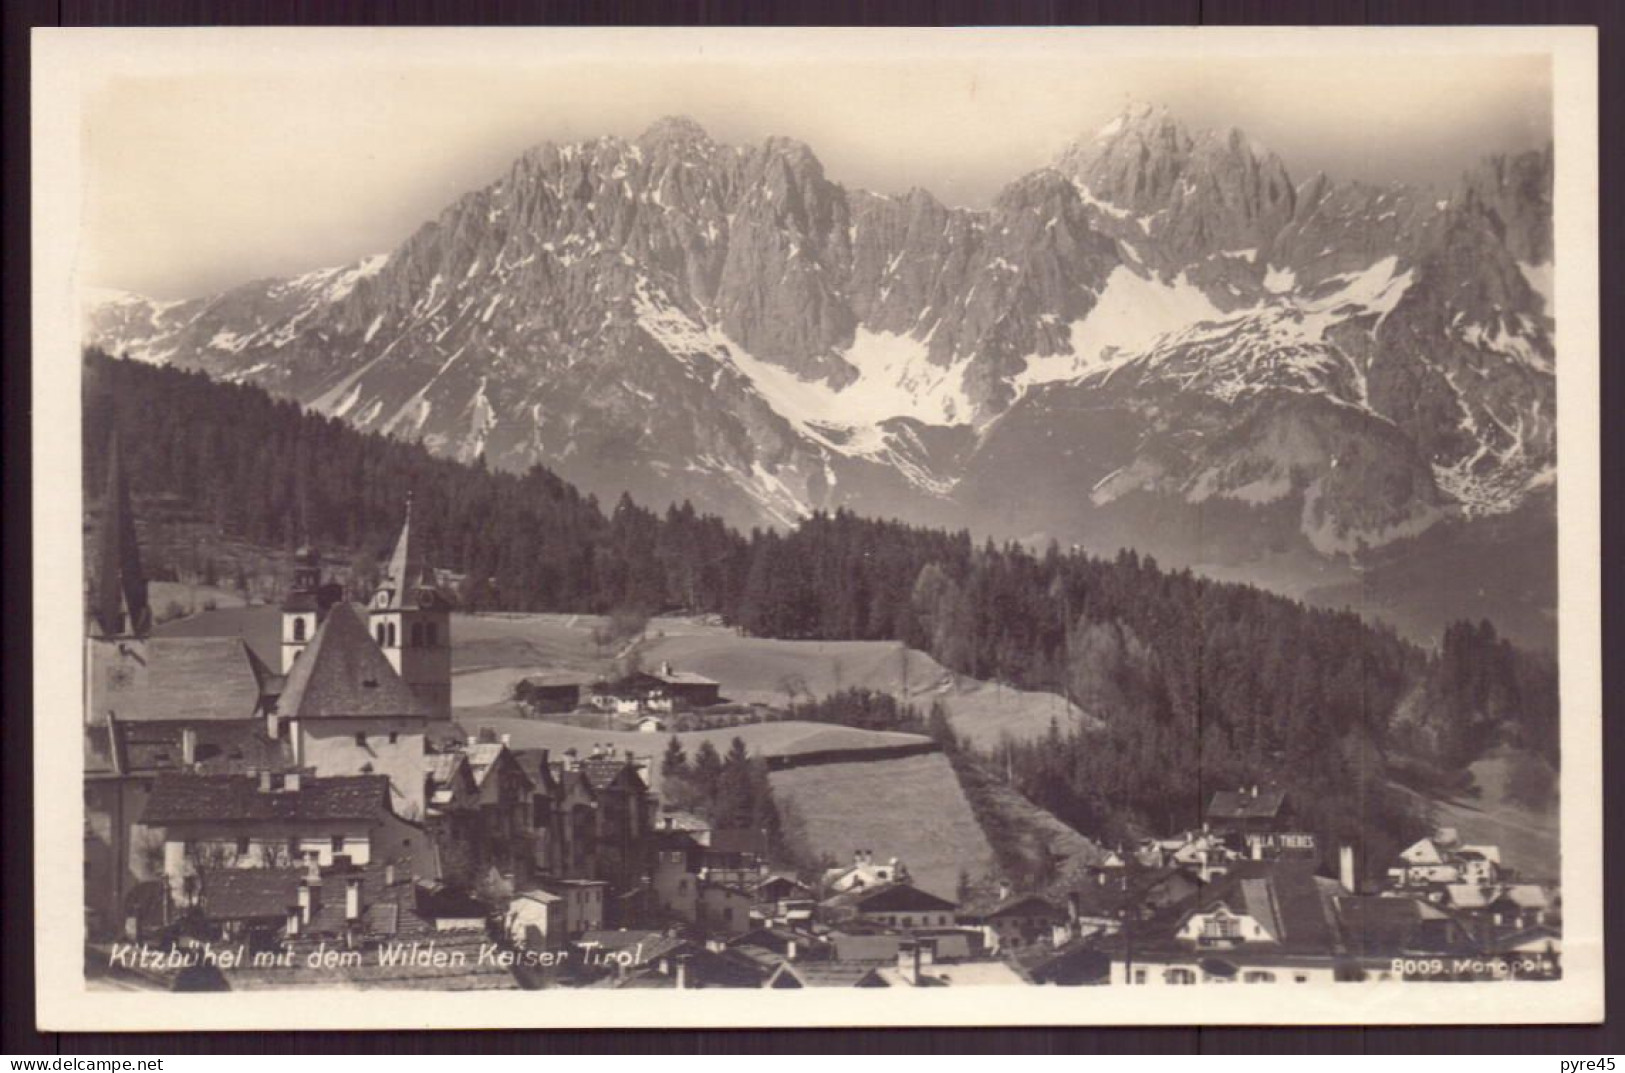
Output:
[
  {"xmin": 1018, "ymin": 267, "xmax": 1226, "ymax": 389},
  {"xmin": 1518, "ymin": 261, "xmax": 1553, "ymax": 314}
]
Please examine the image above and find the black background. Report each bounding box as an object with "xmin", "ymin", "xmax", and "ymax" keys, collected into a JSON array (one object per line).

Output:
[{"xmin": 4, "ymin": 0, "xmax": 1619, "ymax": 1054}]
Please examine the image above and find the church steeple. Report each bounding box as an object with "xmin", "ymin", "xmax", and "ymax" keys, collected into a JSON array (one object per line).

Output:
[
  {"xmin": 368, "ymin": 495, "xmax": 452, "ymax": 718},
  {"xmin": 89, "ymin": 429, "xmax": 150, "ymax": 639},
  {"xmin": 381, "ymin": 492, "xmax": 424, "ymax": 606}
]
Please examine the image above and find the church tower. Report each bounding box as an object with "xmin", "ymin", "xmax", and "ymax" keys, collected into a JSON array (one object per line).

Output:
[
  {"xmin": 86, "ymin": 429, "xmax": 153, "ymax": 729},
  {"xmin": 280, "ymin": 545, "xmax": 341, "ymax": 673},
  {"xmin": 87, "ymin": 429, "xmax": 151, "ymax": 641},
  {"xmin": 368, "ymin": 497, "xmax": 452, "ymax": 719}
]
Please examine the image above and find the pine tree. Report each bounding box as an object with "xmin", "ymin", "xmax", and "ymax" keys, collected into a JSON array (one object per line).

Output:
[{"xmin": 660, "ymin": 735, "xmax": 689, "ymax": 780}]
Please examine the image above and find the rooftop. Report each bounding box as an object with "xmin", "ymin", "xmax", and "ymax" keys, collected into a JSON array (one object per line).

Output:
[
  {"xmin": 278, "ymin": 604, "xmax": 432, "ymax": 721},
  {"xmin": 87, "ymin": 637, "xmax": 273, "ymax": 723},
  {"xmin": 140, "ymin": 773, "xmax": 392, "ymax": 825}
]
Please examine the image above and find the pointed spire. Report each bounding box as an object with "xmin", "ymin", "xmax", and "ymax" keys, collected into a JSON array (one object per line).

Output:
[
  {"xmin": 376, "ymin": 493, "xmax": 430, "ymax": 610},
  {"xmin": 90, "ymin": 429, "xmax": 151, "ymax": 638}
]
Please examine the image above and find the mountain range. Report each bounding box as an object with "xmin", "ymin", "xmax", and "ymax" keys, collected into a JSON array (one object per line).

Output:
[{"xmin": 84, "ymin": 104, "xmax": 1558, "ymax": 647}]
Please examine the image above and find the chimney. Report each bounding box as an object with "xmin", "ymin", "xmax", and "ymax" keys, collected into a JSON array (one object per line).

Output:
[
  {"xmin": 467, "ymin": 734, "xmax": 479, "ymax": 749},
  {"xmin": 286, "ymin": 907, "xmax": 301, "ymax": 937},
  {"xmin": 285, "ymin": 771, "xmax": 302, "ymax": 792},
  {"xmin": 258, "ymin": 770, "xmax": 273, "ymax": 792},
  {"xmin": 501, "ymin": 733, "xmax": 511, "ymax": 747},
  {"xmin": 1339, "ymin": 844, "xmax": 1357, "ymax": 893},
  {"xmin": 674, "ymin": 953, "xmax": 690, "ymax": 990},
  {"xmin": 662, "ymin": 661, "xmax": 673, "ymax": 676},
  {"xmin": 384, "ymin": 862, "xmax": 397, "ymax": 887},
  {"xmin": 181, "ymin": 726, "xmax": 198, "ymax": 767},
  {"xmin": 298, "ymin": 882, "xmax": 316, "ymax": 924},
  {"xmin": 997, "ymin": 881, "xmax": 1012, "ymax": 903},
  {"xmin": 346, "ymin": 876, "xmax": 362, "ymax": 921},
  {"xmin": 1067, "ymin": 891, "xmax": 1081, "ymax": 922},
  {"xmin": 897, "ymin": 940, "xmax": 922, "ymax": 985},
  {"xmin": 785, "ymin": 939, "xmax": 798, "ymax": 961}
]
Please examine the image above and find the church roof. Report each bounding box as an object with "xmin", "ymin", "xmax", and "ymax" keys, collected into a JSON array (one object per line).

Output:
[
  {"xmin": 278, "ymin": 603, "xmax": 432, "ymax": 720},
  {"xmin": 86, "ymin": 637, "xmax": 271, "ymax": 723}
]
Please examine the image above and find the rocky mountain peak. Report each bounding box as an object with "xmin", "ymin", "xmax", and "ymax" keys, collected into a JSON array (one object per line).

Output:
[{"xmin": 638, "ymin": 114, "xmax": 713, "ymax": 148}]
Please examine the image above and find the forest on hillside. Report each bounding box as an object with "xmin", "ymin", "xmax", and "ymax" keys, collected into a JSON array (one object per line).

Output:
[{"xmin": 83, "ymin": 351, "xmax": 1560, "ymax": 866}]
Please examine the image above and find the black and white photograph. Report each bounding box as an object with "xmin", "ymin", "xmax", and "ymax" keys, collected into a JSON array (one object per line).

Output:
[{"xmin": 31, "ymin": 26, "xmax": 1602, "ymax": 1028}]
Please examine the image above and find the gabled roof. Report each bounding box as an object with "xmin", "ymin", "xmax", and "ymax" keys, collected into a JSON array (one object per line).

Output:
[
  {"xmin": 766, "ymin": 962, "xmax": 889, "ymax": 988},
  {"xmin": 1442, "ymin": 884, "xmax": 1495, "ymax": 909},
  {"xmin": 982, "ymin": 893, "xmax": 1065, "ymax": 921},
  {"xmin": 87, "ymin": 637, "xmax": 271, "ymax": 723},
  {"xmin": 140, "ymin": 773, "xmax": 392, "ymax": 824},
  {"xmin": 833, "ymin": 883, "xmax": 958, "ymax": 914},
  {"xmin": 108, "ymin": 718, "xmax": 295, "ymax": 776},
  {"xmin": 1336, "ymin": 895, "xmax": 1474, "ymax": 957},
  {"xmin": 277, "ymin": 603, "xmax": 432, "ymax": 720},
  {"xmin": 1206, "ymin": 788, "xmax": 1287, "ymax": 822},
  {"xmin": 1159, "ymin": 861, "xmax": 1342, "ymax": 956},
  {"xmin": 509, "ymin": 749, "xmax": 559, "ymax": 795},
  {"xmin": 1494, "ymin": 885, "xmax": 1550, "ymax": 909},
  {"xmin": 579, "ymin": 757, "xmax": 646, "ymax": 793}
]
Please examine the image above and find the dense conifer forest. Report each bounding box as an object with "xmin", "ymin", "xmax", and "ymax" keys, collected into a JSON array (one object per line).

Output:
[{"xmin": 84, "ymin": 351, "xmax": 1560, "ymax": 872}]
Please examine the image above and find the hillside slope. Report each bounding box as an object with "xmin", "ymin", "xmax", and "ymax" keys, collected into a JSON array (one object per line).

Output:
[{"xmin": 771, "ymin": 751, "xmax": 995, "ymax": 900}]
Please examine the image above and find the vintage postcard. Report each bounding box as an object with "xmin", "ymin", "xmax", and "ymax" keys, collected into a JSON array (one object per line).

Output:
[{"xmin": 32, "ymin": 26, "xmax": 1601, "ymax": 1028}]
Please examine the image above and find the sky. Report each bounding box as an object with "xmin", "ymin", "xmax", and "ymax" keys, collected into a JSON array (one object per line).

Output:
[{"xmin": 72, "ymin": 29, "xmax": 1554, "ymax": 299}]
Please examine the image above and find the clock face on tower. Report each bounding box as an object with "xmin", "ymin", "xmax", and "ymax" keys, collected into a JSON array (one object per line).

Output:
[{"xmin": 375, "ymin": 590, "xmax": 392, "ymax": 609}]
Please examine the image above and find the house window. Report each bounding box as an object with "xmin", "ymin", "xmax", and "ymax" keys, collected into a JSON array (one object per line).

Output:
[
  {"xmin": 410, "ymin": 623, "xmax": 421, "ymax": 647},
  {"xmin": 293, "ymin": 618, "xmax": 307, "ymax": 642},
  {"xmin": 1293, "ymin": 974, "xmax": 1310, "ymax": 984},
  {"xmin": 331, "ymin": 836, "xmax": 345, "ymax": 853},
  {"xmin": 1202, "ymin": 915, "xmax": 1242, "ymax": 941},
  {"xmin": 355, "ymin": 732, "xmax": 367, "ymax": 747},
  {"xmin": 1243, "ymin": 971, "xmax": 1277, "ymax": 984},
  {"xmin": 376, "ymin": 624, "xmax": 387, "ymax": 646},
  {"xmin": 236, "ymin": 836, "xmax": 250, "ymax": 855},
  {"xmin": 388, "ymin": 732, "xmax": 399, "ymax": 745},
  {"xmin": 387, "ymin": 623, "xmax": 397, "ymax": 647},
  {"xmin": 1132, "ymin": 969, "xmax": 1147, "ymax": 985},
  {"xmin": 425, "ymin": 623, "xmax": 438, "ymax": 647},
  {"xmin": 1164, "ymin": 968, "xmax": 1196, "ymax": 985}
]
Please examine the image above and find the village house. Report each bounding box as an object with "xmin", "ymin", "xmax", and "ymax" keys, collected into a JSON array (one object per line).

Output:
[
  {"xmin": 963, "ymin": 890, "xmax": 1068, "ymax": 953},
  {"xmin": 532, "ymin": 878, "xmax": 609, "ymax": 939},
  {"xmin": 696, "ymin": 880, "xmax": 756, "ymax": 937},
  {"xmin": 462, "ymin": 734, "xmax": 539, "ymax": 879},
  {"xmin": 821, "ymin": 882, "xmax": 959, "ymax": 931},
  {"xmin": 822, "ymin": 849, "xmax": 908, "ymax": 894},
  {"xmin": 137, "ymin": 771, "xmax": 438, "ymax": 913},
  {"xmin": 584, "ymin": 662, "xmax": 722, "ymax": 718},
  {"xmin": 1105, "ymin": 857, "xmax": 1496, "ymax": 987},
  {"xmin": 510, "ymin": 747, "xmax": 565, "ymax": 877},
  {"xmin": 1204, "ymin": 787, "xmax": 1317, "ymax": 862}
]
